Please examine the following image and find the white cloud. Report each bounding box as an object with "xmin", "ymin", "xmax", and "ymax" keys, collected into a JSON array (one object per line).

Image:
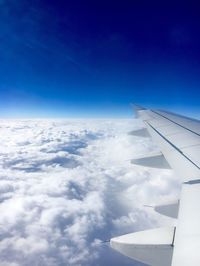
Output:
[{"xmin": 0, "ymin": 119, "xmax": 180, "ymax": 265}]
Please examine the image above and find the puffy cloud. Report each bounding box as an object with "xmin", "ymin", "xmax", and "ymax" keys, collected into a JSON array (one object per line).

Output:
[{"xmin": 0, "ymin": 119, "xmax": 180, "ymax": 265}]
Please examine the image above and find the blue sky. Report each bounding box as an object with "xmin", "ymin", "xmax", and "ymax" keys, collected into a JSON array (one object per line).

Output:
[{"xmin": 0, "ymin": 0, "xmax": 200, "ymax": 118}]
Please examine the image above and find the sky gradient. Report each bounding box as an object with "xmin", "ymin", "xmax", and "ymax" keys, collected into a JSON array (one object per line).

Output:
[{"xmin": 0, "ymin": 1, "xmax": 200, "ymax": 117}]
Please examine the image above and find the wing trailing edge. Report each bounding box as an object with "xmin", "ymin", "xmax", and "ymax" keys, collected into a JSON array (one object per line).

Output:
[
  {"xmin": 154, "ymin": 200, "xmax": 179, "ymax": 219},
  {"xmin": 131, "ymin": 152, "xmax": 171, "ymax": 169},
  {"xmin": 111, "ymin": 227, "xmax": 175, "ymax": 266},
  {"xmin": 110, "ymin": 106, "xmax": 200, "ymax": 265},
  {"xmin": 128, "ymin": 128, "xmax": 150, "ymax": 137}
]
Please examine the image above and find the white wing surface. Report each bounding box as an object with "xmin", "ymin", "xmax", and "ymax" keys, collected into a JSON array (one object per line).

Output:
[{"xmin": 110, "ymin": 106, "xmax": 200, "ymax": 266}]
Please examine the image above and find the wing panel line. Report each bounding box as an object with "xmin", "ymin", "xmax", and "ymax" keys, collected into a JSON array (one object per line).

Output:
[
  {"xmin": 146, "ymin": 122, "xmax": 200, "ymax": 170},
  {"xmin": 151, "ymin": 110, "xmax": 200, "ymax": 137}
]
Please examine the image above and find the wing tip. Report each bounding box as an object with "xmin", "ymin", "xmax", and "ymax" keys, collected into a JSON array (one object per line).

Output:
[{"xmin": 130, "ymin": 104, "xmax": 146, "ymax": 118}]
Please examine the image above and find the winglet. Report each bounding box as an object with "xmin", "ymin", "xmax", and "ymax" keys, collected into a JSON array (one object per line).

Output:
[{"xmin": 131, "ymin": 104, "xmax": 146, "ymax": 118}]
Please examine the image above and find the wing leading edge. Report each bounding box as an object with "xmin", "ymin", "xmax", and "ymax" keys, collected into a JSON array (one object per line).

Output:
[{"xmin": 110, "ymin": 106, "xmax": 200, "ymax": 266}]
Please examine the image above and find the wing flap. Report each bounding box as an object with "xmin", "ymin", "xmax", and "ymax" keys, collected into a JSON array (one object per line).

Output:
[
  {"xmin": 128, "ymin": 128, "xmax": 150, "ymax": 137},
  {"xmin": 111, "ymin": 227, "xmax": 175, "ymax": 266},
  {"xmin": 154, "ymin": 200, "xmax": 179, "ymax": 219},
  {"xmin": 131, "ymin": 153, "xmax": 171, "ymax": 169}
]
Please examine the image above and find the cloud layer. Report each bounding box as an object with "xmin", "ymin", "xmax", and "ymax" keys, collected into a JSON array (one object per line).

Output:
[{"xmin": 0, "ymin": 119, "xmax": 180, "ymax": 266}]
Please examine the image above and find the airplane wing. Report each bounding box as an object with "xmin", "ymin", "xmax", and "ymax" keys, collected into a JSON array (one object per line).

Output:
[{"xmin": 110, "ymin": 106, "xmax": 200, "ymax": 266}]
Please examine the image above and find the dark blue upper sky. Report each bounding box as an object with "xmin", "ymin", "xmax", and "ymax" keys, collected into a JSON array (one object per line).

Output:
[{"xmin": 0, "ymin": 0, "xmax": 200, "ymax": 117}]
